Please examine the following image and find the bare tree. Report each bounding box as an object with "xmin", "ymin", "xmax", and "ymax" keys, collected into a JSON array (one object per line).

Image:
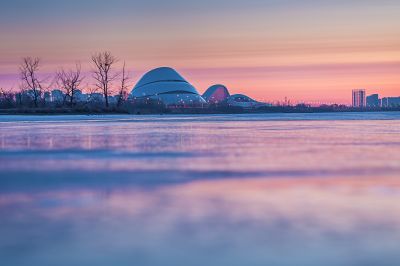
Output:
[
  {"xmin": 16, "ymin": 84, "xmax": 26, "ymax": 107},
  {"xmin": 117, "ymin": 61, "xmax": 130, "ymax": 107},
  {"xmin": 56, "ymin": 63, "xmax": 84, "ymax": 106},
  {"xmin": 91, "ymin": 51, "xmax": 118, "ymax": 108},
  {"xmin": 19, "ymin": 57, "xmax": 41, "ymax": 107},
  {"xmin": 0, "ymin": 87, "xmax": 16, "ymax": 108}
]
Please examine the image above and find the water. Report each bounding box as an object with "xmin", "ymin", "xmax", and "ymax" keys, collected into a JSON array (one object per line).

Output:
[{"xmin": 1, "ymin": 112, "xmax": 400, "ymax": 266}]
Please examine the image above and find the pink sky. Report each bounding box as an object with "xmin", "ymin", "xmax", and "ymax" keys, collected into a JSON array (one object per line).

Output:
[{"xmin": 0, "ymin": 1, "xmax": 399, "ymax": 104}]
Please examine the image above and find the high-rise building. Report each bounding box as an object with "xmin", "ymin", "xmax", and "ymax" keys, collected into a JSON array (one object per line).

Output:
[
  {"xmin": 382, "ymin": 97, "xmax": 400, "ymax": 107},
  {"xmin": 366, "ymin": 94, "xmax": 380, "ymax": 107},
  {"xmin": 352, "ymin": 89, "xmax": 366, "ymax": 108}
]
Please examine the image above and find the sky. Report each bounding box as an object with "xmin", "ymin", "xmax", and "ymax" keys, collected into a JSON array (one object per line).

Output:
[{"xmin": 0, "ymin": 0, "xmax": 399, "ymax": 104}]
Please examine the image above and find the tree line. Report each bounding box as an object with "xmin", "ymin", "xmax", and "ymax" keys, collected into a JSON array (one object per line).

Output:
[{"xmin": 0, "ymin": 51, "xmax": 130, "ymax": 109}]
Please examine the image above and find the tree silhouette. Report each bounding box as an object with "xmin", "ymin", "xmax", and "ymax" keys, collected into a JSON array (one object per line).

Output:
[{"xmin": 91, "ymin": 51, "xmax": 118, "ymax": 107}]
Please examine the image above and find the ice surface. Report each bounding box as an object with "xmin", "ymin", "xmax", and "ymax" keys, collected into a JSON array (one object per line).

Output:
[{"xmin": 1, "ymin": 112, "xmax": 400, "ymax": 266}]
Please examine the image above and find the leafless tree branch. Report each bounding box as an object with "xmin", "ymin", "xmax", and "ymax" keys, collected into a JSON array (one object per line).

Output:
[
  {"xmin": 19, "ymin": 57, "xmax": 41, "ymax": 107},
  {"xmin": 117, "ymin": 61, "xmax": 130, "ymax": 107},
  {"xmin": 91, "ymin": 51, "xmax": 118, "ymax": 107},
  {"xmin": 56, "ymin": 63, "xmax": 84, "ymax": 106}
]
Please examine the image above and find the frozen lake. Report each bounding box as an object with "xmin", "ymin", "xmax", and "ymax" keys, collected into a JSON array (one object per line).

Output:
[{"xmin": 1, "ymin": 112, "xmax": 400, "ymax": 266}]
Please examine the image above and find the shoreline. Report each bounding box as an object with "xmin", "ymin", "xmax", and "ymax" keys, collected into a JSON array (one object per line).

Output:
[{"xmin": 1, "ymin": 107, "xmax": 400, "ymax": 116}]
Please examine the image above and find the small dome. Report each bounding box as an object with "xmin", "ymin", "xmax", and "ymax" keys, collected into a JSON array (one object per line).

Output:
[
  {"xmin": 227, "ymin": 94, "xmax": 266, "ymax": 109},
  {"xmin": 202, "ymin": 84, "xmax": 230, "ymax": 103},
  {"xmin": 228, "ymin": 94, "xmax": 256, "ymax": 102}
]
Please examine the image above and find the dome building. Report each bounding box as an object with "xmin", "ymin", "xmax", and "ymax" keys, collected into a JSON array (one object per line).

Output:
[
  {"xmin": 202, "ymin": 84, "xmax": 230, "ymax": 104},
  {"xmin": 227, "ymin": 94, "xmax": 267, "ymax": 109},
  {"xmin": 130, "ymin": 67, "xmax": 206, "ymax": 107}
]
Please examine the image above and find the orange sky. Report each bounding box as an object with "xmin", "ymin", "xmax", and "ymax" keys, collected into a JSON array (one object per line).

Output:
[{"xmin": 0, "ymin": 0, "xmax": 399, "ymax": 104}]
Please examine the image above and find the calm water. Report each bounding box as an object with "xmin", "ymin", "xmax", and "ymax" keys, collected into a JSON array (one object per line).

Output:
[{"xmin": 1, "ymin": 112, "xmax": 400, "ymax": 266}]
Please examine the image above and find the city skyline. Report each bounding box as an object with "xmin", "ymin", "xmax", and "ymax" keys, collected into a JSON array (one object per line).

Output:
[{"xmin": 1, "ymin": 0, "xmax": 400, "ymax": 104}]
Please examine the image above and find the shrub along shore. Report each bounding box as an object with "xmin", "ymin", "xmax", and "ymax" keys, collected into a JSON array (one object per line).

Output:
[{"xmin": 1, "ymin": 103, "xmax": 399, "ymax": 115}]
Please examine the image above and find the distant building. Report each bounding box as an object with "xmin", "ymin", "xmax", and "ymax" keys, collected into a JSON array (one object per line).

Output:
[
  {"xmin": 51, "ymin": 89, "xmax": 64, "ymax": 103},
  {"xmin": 202, "ymin": 84, "xmax": 230, "ymax": 104},
  {"xmin": 127, "ymin": 66, "xmax": 282, "ymax": 108},
  {"xmin": 107, "ymin": 95, "xmax": 118, "ymax": 105},
  {"xmin": 22, "ymin": 89, "xmax": 42, "ymax": 101},
  {"xmin": 352, "ymin": 89, "xmax": 366, "ymax": 108},
  {"xmin": 227, "ymin": 94, "xmax": 268, "ymax": 109},
  {"xmin": 88, "ymin": 93, "xmax": 104, "ymax": 103},
  {"xmin": 44, "ymin": 92, "xmax": 51, "ymax": 103},
  {"xmin": 130, "ymin": 67, "xmax": 206, "ymax": 107},
  {"xmin": 74, "ymin": 90, "xmax": 88, "ymax": 102},
  {"xmin": 366, "ymin": 94, "xmax": 380, "ymax": 107},
  {"xmin": 382, "ymin": 97, "xmax": 400, "ymax": 107}
]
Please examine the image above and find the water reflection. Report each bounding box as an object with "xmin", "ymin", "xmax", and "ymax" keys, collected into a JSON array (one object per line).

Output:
[
  {"xmin": 1, "ymin": 177, "xmax": 400, "ymax": 266},
  {"xmin": 0, "ymin": 113, "xmax": 400, "ymax": 265}
]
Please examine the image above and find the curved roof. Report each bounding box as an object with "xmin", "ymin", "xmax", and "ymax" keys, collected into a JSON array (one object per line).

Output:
[
  {"xmin": 131, "ymin": 67, "xmax": 201, "ymax": 98},
  {"xmin": 228, "ymin": 94, "xmax": 257, "ymax": 103},
  {"xmin": 202, "ymin": 84, "xmax": 230, "ymax": 103},
  {"xmin": 226, "ymin": 94, "xmax": 268, "ymax": 108}
]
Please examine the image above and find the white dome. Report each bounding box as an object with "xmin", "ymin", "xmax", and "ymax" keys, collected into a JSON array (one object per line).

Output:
[
  {"xmin": 134, "ymin": 67, "xmax": 187, "ymax": 89},
  {"xmin": 130, "ymin": 67, "xmax": 206, "ymax": 106}
]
